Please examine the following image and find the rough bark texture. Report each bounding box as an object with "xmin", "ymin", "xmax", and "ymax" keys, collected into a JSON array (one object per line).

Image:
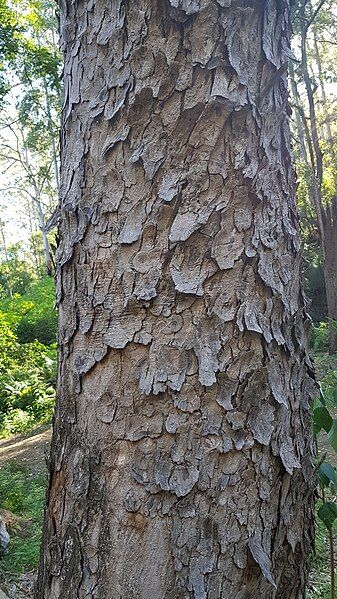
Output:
[{"xmin": 37, "ymin": 1, "xmax": 315, "ymax": 597}]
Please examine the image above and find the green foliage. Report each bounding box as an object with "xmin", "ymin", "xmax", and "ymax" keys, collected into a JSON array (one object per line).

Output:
[
  {"xmin": 0, "ymin": 276, "xmax": 56, "ymax": 437},
  {"xmin": 310, "ymin": 514, "xmax": 335, "ymax": 598},
  {"xmin": 16, "ymin": 278, "xmax": 57, "ymax": 345},
  {"xmin": 1, "ymin": 276, "xmax": 57, "ymax": 345},
  {"xmin": 1, "ymin": 409, "xmax": 34, "ymax": 436},
  {"xmin": 328, "ymin": 420, "xmax": 337, "ymax": 453},
  {"xmin": 0, "ymin": 243, "xmax": 35, "ymax": 300},
  {"xmin": 0, "ymin": 0, "xmax": 61, "ymax": 103},
  {"xmin": 311, "ymin": 322, "xmax": 329, "ymax": 351},
  {"xmin": 313, "ymin": 405, "xmax": 333, "ymax": 434},
  {"xmin": 0, "ymin": 0, "xmax": 21, "ymax": 99},
  {"xmin": 318, "ymin": 462, "xmax": 337, "ymax": 488},
  {"xmin": 0, "ymin": 462, "xmax": 45, "ymax": 573},
  {"xmin": 318, "ymin": 502, "xmax": 337, "ymax": 530},
  {"xmin": 311, "ymin": 357, "xmax": 337, "ymax": 596},
  {"xmin": 0, "ymin": 0, "xmax": 61, "ymax": 254}
]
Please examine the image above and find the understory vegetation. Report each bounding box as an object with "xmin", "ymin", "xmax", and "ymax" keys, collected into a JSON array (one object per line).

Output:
[
  {"xmin": 0, "ymin": 276, "xmax": 56, "ymax": 437},
  {"xmin": 0, "ymin": 462, "xmax": 45, "ymax": 575},
  {"xmin": 310, "ymin": 349, "xmax": 337, "ymax": 598}
]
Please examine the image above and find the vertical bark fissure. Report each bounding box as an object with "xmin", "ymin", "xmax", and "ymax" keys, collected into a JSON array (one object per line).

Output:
[{"xmin": 37, "ymin": 1, "xmax": 315, "ymax": 597}]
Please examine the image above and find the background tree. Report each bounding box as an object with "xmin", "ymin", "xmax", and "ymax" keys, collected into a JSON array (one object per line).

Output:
[
  {"xmin": 0, "ymin": 0, "xmax": 61, "ymax": 276},
  {"xmin": 290, "ymin": 0, "xmax": 337, "ymax": 352},
  {"xmin": 37, "ymin": 1, "xmax": 315, "ymax": 597}
]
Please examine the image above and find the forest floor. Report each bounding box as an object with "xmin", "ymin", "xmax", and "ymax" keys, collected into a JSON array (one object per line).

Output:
[
  {"xmin": 0, "ymin": 425, "xmax": 51, "ymax": 598},
  {"xmin": 0, "ymin": 426, "xmax": 51, "ymax": 472}
]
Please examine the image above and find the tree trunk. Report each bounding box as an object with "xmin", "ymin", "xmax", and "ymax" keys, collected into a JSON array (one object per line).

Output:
[
  {"xmin": 298, "ymin": 11, "xmax": 337, "ymax": 352},
  {"xmin": 322, "ymin": 198, "xmax": 337, "ymax": 353},
  {"xmin": 289, "ymin": 63, "xmax": 309, "ymax": 164},
  {"xmin": 0, "ymin": 219, "xmax": 13, "ymax": 298},
  {"xmin": 35, "ymin": 195, "xmax": 53, "ymax": 276},
  {"xmin": 37, "ymin": 1, "xmax": 315, "ymax": 597},
  {"xmin": 312, "ymin": 28, "xmax": 337, "ymax": 195}
]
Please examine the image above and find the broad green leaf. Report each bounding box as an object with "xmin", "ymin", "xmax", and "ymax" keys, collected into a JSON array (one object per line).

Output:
[
  {"xmin": 313, "ymin": 396, "xmax": 322, "ymax": 411},
  {"xmin": 328, "ymin": 420, "xmax": 337, "ymax": 452},
  {"xmin": 318, "ymin": 385, "xmax": 326, "ymax": 406},
  {"xmin": 317, "ymin": 502, "xmax": 337, "ymax": 530},
  {"xmin": 313, "ymin": 406, "xmax": 333, "ymax": 433},
  {"xmin": 313, "ymin": 422, "xmax": 321, "ymax": 436},
  {"xmin": 318, "ymin": 463, "xmax": 337, "ymax": 488},
  {"xmin": 317, "ymin": 467, "xmax": 330, "ymax": 488}
]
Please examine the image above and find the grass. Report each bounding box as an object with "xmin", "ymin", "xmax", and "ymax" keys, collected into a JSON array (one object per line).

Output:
[
  {"xmin": 309, "ymin": 350, "xmax": 337, "ymax": 598},
  {"xmin": 0, "ymin": 462, "xmax": 45, "ymax": 574},
  {"xmin": 309, "ymin": 513, "xmax": 337, "ymax": 598}
]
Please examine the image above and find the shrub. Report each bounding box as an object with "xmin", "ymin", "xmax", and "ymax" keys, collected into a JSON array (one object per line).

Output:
[
  {"xmin": 0, "ymin": 278, "xmax": 57, "ymax": 437},
  {"xmin": 3, "ymin": 277, "xmax": 58, "ymax": 346},
  {"xmin": 311, "ymin": 321, "xmax": 329, "ymax": 351},
  {"xmin": 0, "ymin": 463, "xmax": 46, "ymax": 573},
  {"xmin": 0, "ymin": 409, "xmax": 35, "ymax": 436},
  {"xmin": 17, "ymin": 313, "xmax": 56, "ymax": 345}
]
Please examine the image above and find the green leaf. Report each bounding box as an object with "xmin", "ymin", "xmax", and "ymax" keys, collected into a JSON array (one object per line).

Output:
[
  {"xmin": 318, "ymin": 502, "xmax": 337, "ymax": 530},
  {"xmin": 328, "ymin": 420, "xmax": 337, "ymax": 452},
  {"xmin": 318, "ymin": 463, "xmax": 337, "ymax": 488},
  {"xmin": 318, "ymin": 468, "xmax": 330, "ymax": 488},
  {"xmin": 313, "ymin": 422, "xmax": 321, "ymax": 436},
  {"xmin": 318, "ymin": 384, "xmax": 326, "ymax": 406},
  {"xmin": 313, "ymin": 406, "xmax": 333, "ymax": 433}
]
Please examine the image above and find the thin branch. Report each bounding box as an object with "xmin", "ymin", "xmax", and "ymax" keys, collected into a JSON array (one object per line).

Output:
[{"xmin": 305, "ymin": 0, "xmax": 327, "ymax": 30}]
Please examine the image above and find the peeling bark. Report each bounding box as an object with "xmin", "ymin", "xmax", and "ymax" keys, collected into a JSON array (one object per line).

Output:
[{"xmin": 37, "ymin": 1, "xmax": 315, "ymax": 597}]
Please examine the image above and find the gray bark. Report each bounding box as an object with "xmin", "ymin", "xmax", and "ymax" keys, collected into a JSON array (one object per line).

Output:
[{"xmin": 37, "ymin": 1, "xmax": 315, "ymax": 598}]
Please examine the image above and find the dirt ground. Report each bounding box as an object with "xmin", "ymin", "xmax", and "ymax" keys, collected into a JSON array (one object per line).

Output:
[{"xmin": 0, "ymin": 426, "xmax": 51, "ymax": 474}]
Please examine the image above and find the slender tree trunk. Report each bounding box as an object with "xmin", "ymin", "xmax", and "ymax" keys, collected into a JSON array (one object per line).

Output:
[
  {"xmin": 318, "ymin": 32, "xmax": 337, "ymax": 351},
  {"xmin": 37, "ymin": 2, "xmax": 315, "ymax": 597},
  {"xmin": 44, "ymin": 79, "xmax": 60, "ymax": 195},
  {"xmin": 322, "ymin": 199, "xmax": 337, "ymax": 353},
  {"xmin": 34, "ymin": 193, "xmax": 53, "ymax": 276},
  {"xmin": 299, "ymin": 14, "xmax": 337, "ymax": 352},
  {"xmin": 289, "ymin": 63, "xmax": 309, "ymax": 164},
  {"xmin": 0, "ymin": 220, "xmax": 13, "ymax": 298},
  {"xmin": 312, "ymin": 28, "xmax": 337, "ymax": 194},
  {"xmin": 27, "ymin": 206, "xmax": 42, "ymax": 277}
]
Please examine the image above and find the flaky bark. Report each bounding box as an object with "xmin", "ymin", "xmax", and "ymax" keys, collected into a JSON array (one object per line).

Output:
[{"xmin": 37, "ymin": 1, "xmax": 315, "ymax": 598}]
